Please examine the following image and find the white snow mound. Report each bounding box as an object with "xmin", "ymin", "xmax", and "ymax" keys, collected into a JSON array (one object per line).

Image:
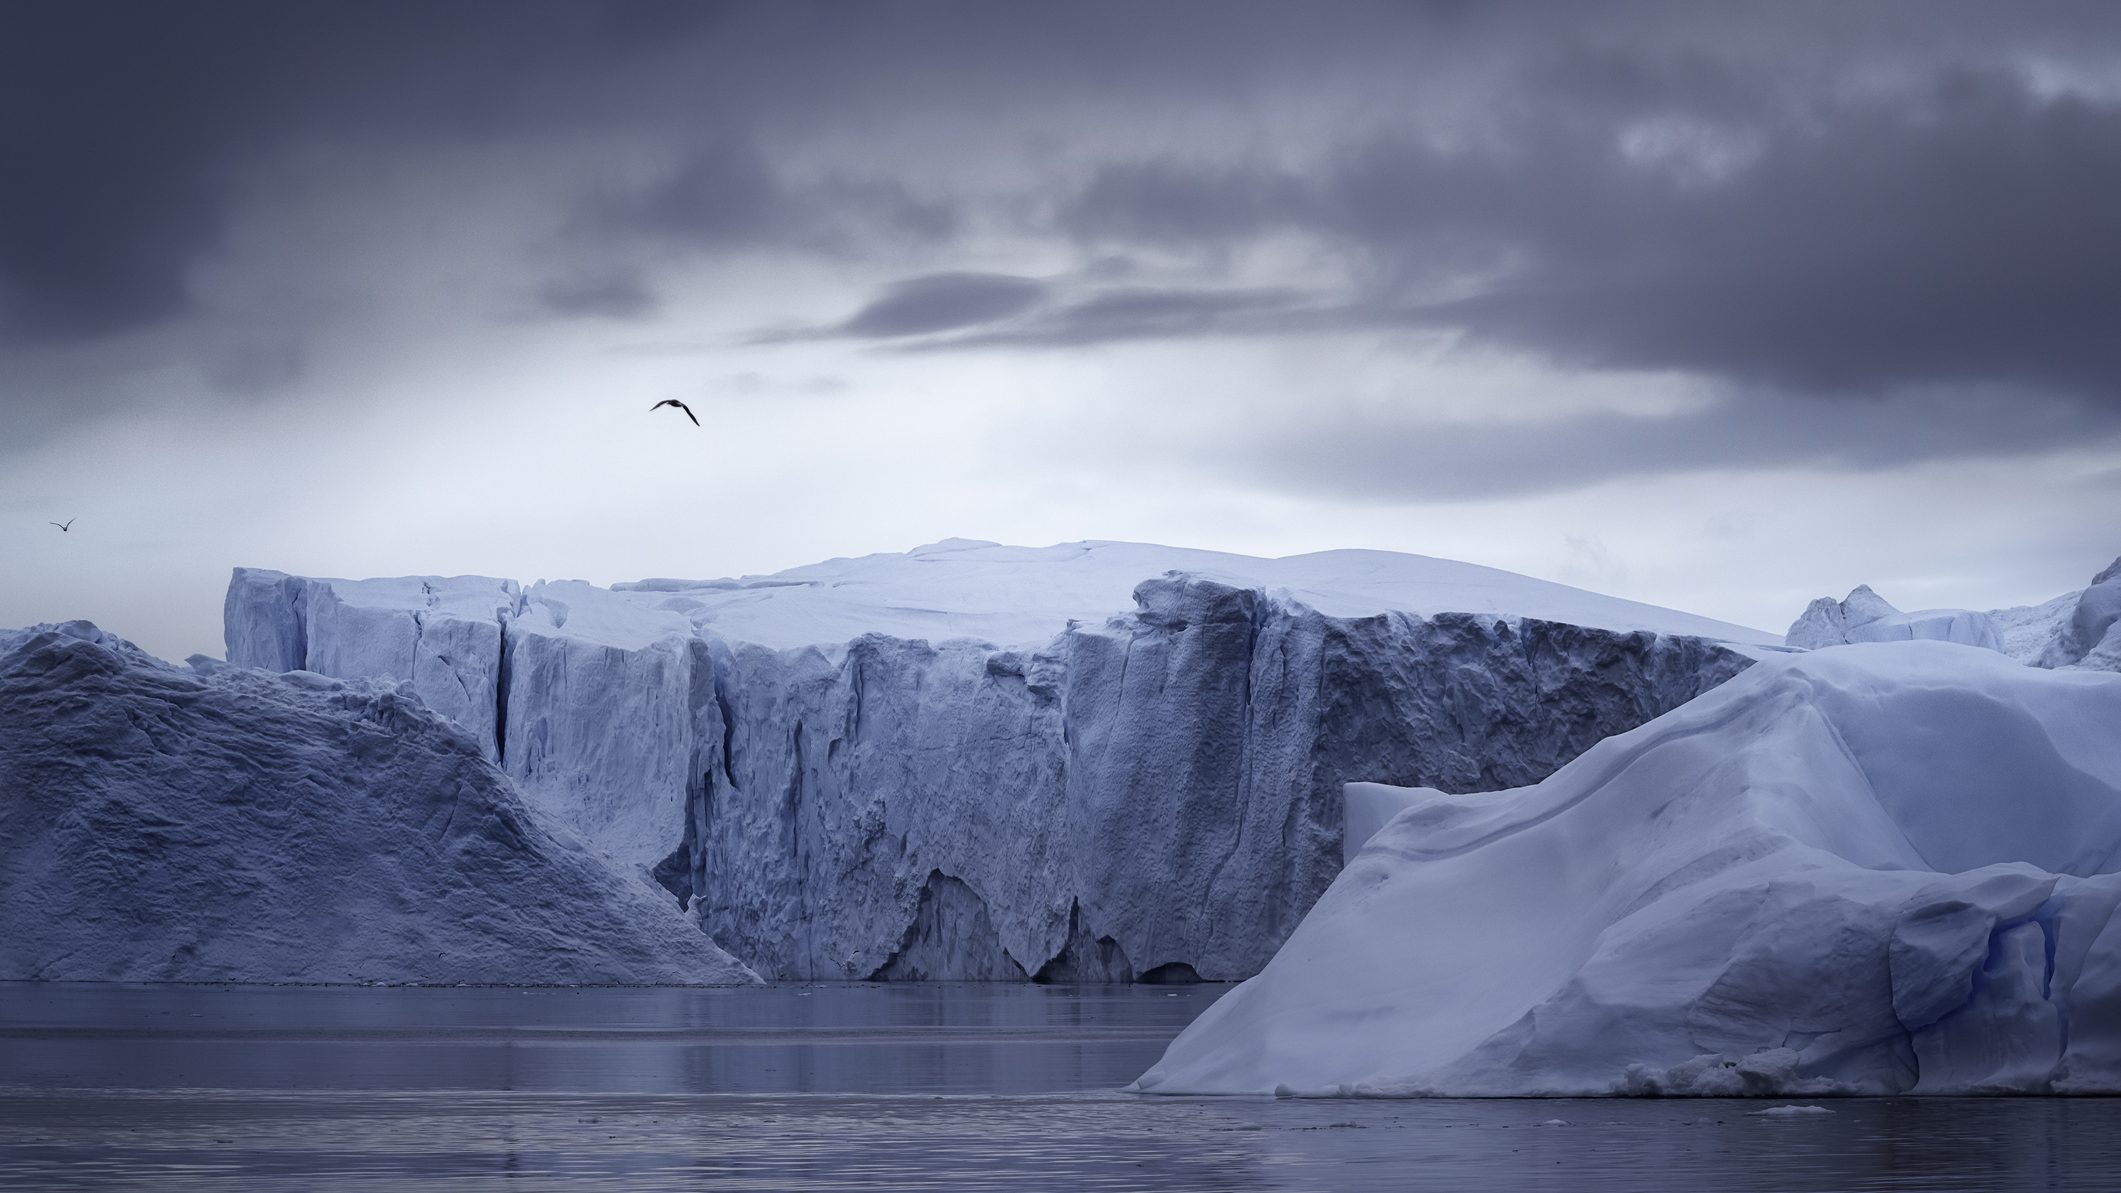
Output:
[
  {"xmin": 1133, "ymin": 641, "xmax": 2121, "ymax": 1097},
  {"xmin": 0, "ymin": 622, "xmax": 757, "ymax": 985}
]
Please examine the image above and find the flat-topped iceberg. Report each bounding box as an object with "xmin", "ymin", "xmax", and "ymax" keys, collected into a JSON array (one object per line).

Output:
[
  {"xmin": 225, "ymin": 540, "xmax": 1772, "ymax": 981},
  {"xmin": 1133, "ymin": 641, "xmax": 2121, "ymax": 1096},
  {"xmin": 0, "ymin": 621, "xmax": 757, "ymax": 986}
]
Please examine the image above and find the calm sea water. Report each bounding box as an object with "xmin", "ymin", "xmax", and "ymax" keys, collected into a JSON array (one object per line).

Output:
[{"xmin": 2, "ymin": 982, "xmax": 2116, "ymax": 1191}]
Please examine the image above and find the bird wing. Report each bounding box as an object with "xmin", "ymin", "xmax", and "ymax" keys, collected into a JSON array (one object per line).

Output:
[{"xmin": 650, "ymin": 398, "xmax": 699, "ymax": 425}]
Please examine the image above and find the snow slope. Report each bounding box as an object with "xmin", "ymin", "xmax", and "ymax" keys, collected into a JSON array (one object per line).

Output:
[
  {"xmin": 227, "ymin": 540, "xmax": 1770, "ymax": 981},
  {"xmin": 1133, "ymin": 642, "xmax": 2121, "ymax": 1096},
  {"xmin": 0, "ymin": 621, "xmax": 756, "ymax": 985}
]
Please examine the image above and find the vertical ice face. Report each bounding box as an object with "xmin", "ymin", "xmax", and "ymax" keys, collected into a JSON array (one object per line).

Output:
[
  {"xmin": 224, "ymin": 569, "xmax": 519, "ymax": 763},
  {"xmin": 224, "ymin": 543, "xmax": 1769, "ymax": 980},
  {"xmin": 2047, "ymin": 558, "xmax": 2121, "ymax": 670},
  {"xmin": 499, "ymin": 582, "xmax": 707, "ymax": 875}
]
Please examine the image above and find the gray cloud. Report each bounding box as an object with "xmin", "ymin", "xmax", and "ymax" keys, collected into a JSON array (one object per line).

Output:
[
  {"xmin": 202, "ymin": 339, "xmax": 307, "ymax": 396},
  {"xmin": 537, "ymin": 269, "xmax": 660, "ymax": 321},
  {"xmin": 763, "ymin": 274, "xmax": 1333, "ymax": 348},
  {"xmin": 1200, "ymin": 387, "xmax": 2121, "ymax": 504},
  {"xmin": 580, "ymin": 142, "xmax": 788, "ymax": 248},
  {"xmin": 1059, "ymin": 63, "xmax": 2121, "ymax": 408},
  {"xmin": 833, "ymin": 273, "xmax": 1047, "ymax": 338},
  {"xmin": 914, "ymin": 286, "xmax": 1325, "ymax": 349},
  {"xmin": 8, "ymin": 0, "xmax": 2121, "ymax": 487}
]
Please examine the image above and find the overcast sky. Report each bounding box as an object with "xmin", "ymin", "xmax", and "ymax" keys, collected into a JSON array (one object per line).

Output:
[{"xmin": 5, "ymin": 1, "xmax": 2119, "ymax": 660}]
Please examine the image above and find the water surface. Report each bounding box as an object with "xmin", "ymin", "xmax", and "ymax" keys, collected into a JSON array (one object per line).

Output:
[{"xmin": 3, "ymin": 983, "xmax": 2115, "ymax": 1190}]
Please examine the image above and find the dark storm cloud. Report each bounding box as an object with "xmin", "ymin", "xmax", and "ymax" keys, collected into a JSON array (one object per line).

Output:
[
  {"xmin": 915, "ymin": 286, "xmax": 1327, "ymax": 349},
  {"xmin": 827, "ymin": 273, "xmax": 1049, "ymax": 339},
  {"xmin": 537, "ymin": 270, "xmax": 660, "ymax": 321},
  {"xmin": 762, "ymin": 275, "xmax": 1342, "ymax": 348},
  {"xmin": 573, "ymin": 144, "xmax": 959, "ymax": 264},
  {"xmin": 1059, "ymin": 62, "xmax": 2121, "ymax": 407},
  {"xmin": 8, "ymin": 0, "xmax": 2121, "ymax": 491},
  {"xmin": 580, "ymin": 143, "xmax": 789, "ymax": 248},
  {"xmin": 1205, "ymin": 387, "xmax": 2116, "ymax": 505}
]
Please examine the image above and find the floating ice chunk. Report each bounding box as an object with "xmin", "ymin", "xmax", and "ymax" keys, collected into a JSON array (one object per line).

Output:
[
  {"xmin": 1133, "ymin": 642, "xmax": 2121, "ymax": 1097},
  {"xmin": 0, "ymin": 621, "xmax": 756, "ymax": 986}
]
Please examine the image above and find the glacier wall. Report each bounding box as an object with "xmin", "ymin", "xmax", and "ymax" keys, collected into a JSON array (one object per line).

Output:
[{"xmin": 225, "ymin": 551, "xmax": 1758, "ymax": 981}]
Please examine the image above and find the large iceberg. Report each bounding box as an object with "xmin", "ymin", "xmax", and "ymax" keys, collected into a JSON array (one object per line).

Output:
[
  {"xmin": 225, "ymin": 540, "xmax": 1771, "ymax": 981},
  {"xmin": 0, "ymin": 621, "xmax": 757, "ymax": 985},
  {"xmin": 1133, "ymin": 641, "xmax": 2121, "ymax": 1096}
]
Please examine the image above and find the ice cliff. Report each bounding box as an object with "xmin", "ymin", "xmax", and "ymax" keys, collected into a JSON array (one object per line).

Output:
[
  {"xmin": 1134, "ymin": 642, "xmax": 2121, "ymax": 1096},
  {"xmin": 225, "ymin": 540, "xmax": 1772, "ymax": 981},
  {"xmin": 0, "ymin": 621, "xmax": 757, "ymax": 985}
]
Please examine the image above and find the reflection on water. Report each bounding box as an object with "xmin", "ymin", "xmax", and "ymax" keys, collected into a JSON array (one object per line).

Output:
[{"xmin": 3, "ymin": 983, "xmax": 2118, "ymax": 1190}]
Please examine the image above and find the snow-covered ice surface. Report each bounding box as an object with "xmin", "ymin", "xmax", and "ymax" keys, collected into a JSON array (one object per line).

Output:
[
  {"xmin": 226, "ymin": 540, "xmax": 1770, "ymax": 981},
  {"xmin": 0, "ymin": 621, "xmax": 756, "ymax": 985},
  {"xmin": 618, "ymin": 539, "xmax": 1774, "ymax": 651},
  {"xmin": 1133, "ymin": 641, "xmax": 2121, "ymax": 1096}
]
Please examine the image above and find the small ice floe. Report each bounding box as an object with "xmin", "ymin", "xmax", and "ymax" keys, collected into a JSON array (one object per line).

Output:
[
  {"xmin": 1536, "ymin": 1118, "xmax": 1571, "ymax": 1127},
  {"xmin": 1751, "ymin": 1105, "xmax": 1834, "ymax": 1117}
]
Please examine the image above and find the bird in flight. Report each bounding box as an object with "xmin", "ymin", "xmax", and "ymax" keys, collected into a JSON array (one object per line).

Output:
[
  {"xmin": 49, "ymin": 518, "xmax": 74, "ymax": 533},
  {"xmin": 650, "ymin": 398, "xmax": 700, "ymax": 427}
]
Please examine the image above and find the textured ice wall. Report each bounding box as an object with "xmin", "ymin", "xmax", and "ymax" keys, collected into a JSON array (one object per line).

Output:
[
  {"xmin": 2040, "ymin": 558, "xmax": 2121, "ymax": 670},
  {"xmin": 0, "ymin": 621, "xmax": 756, "ymax": 986},
  {"xmin": 226, "ymin": 547, "xmax": 1762, "ymax": 980},
  {"xmin": 689, "ymin": 577, "xmax": 1753, "ymax": 981},
  {"xmin": 225, "ymin": 569, "xmax": 518, "ymax": 763}
]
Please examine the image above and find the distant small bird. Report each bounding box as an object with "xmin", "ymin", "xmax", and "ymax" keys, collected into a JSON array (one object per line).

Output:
[
  {"xmin": 49, "ymin": 518, "xmax": 74, "ymax": 532},
  {"xmin": 650, "ymin": 398, "xmax": 700, "ymax": 427}
]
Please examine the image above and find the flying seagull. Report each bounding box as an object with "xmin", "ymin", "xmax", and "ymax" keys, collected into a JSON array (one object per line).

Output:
[
  {"xmin": 49, "ymin": 518, "xmax": 74, "ymax": 532},
  {"xmin": 650, "ymin": 398, "xmax": 700, "ymax": 427}
]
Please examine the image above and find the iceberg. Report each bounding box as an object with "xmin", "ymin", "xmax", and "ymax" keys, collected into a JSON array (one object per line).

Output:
[
  {"xmin": 1788, "ymin": 555, "xmax": 2121, "ymax": 672},
  {"xmin": 0, "ymin": 621, "xmax": 757, "ymax": 986},
  {"xmin": 2034, "ymin": 558, "xmax": 2121, "ymax": 671},
  {"xmin": 1785, "ymin": 584, "xmax": 2003, "ymax": 652},
  {"xmin": 225, "ymin": 540, "xmax": 1772, "ymax": 981},
  {"xmin": 1132, "ymin": 641, "xmax": 2121, "ymax": 1096}
]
